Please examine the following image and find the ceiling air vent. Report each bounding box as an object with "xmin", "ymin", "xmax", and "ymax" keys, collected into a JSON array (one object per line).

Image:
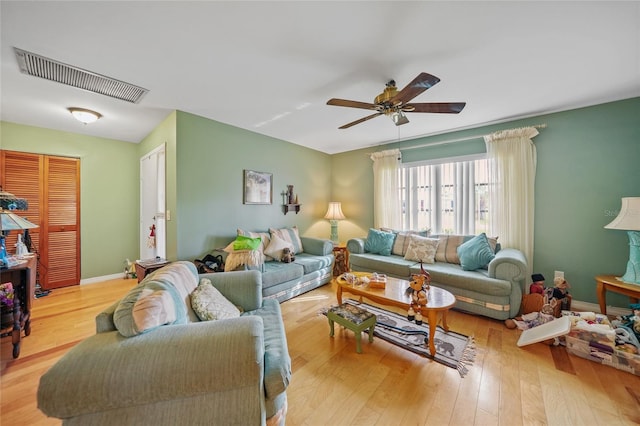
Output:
[{"xmin": 14, "ymin": 47, "xmax": 148, "ymax": 104}]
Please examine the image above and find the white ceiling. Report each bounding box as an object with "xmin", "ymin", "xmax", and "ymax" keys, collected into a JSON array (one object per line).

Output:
[{"xmin": 1, "ymin": 1, "xmax": 639, "ymax": 154}]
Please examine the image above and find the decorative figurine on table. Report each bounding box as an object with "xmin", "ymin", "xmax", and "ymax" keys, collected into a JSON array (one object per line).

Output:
[{"xmin": 407, "ymin": 261, "xmax": 431, "ymax": 325}]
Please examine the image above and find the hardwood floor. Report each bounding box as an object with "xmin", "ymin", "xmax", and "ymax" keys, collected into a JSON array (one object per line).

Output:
[{"xmin": 1, "ymin": 277, "xmax": 639, "ymax": 425}]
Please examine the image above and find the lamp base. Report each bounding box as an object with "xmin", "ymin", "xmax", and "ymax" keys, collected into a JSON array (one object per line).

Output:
[
  {"xmin": 619, "ymin": 231, "xmax": 640, "ymax": 285},
  {"xmin": 329, "ymin": 220, "xmax": 339, "ymax": 244}
]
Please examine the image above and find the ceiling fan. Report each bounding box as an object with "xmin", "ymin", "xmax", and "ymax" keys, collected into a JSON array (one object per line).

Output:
[{"xmin": 327, "ymin": 72, "xmax": 466, "ymax": 129}]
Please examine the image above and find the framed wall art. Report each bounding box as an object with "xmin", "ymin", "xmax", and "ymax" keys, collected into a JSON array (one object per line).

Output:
[{"xmin": 243, "ymin": 170, "xmax": 272, "ymax": 205}]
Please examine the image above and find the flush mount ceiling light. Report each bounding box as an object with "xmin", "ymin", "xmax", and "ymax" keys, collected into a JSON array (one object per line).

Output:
[{"xmin": 68, "ymin": 107, "xmax": 102, "ymax": 124}]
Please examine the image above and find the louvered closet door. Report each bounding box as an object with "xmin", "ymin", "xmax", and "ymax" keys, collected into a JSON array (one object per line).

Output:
[
  {"xmin": 43, "ymin": 156, "xmax": 80, "ymax": 288},
  {"xmin": 0, "ymin": 151, "xmax": 43, "ymax": 259},
  {"xmin": 0, "ymin": 151, "xmax": 80, "ymax": 289}
]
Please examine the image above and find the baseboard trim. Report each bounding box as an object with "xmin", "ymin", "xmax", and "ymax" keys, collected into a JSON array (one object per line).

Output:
[
  {"xmin": 570, "ymin": 299, "xmax": 631, "ymax": 317},
  {"xmin": 80, "ymin": 273, "xmax": 128, "ymax": 285}
]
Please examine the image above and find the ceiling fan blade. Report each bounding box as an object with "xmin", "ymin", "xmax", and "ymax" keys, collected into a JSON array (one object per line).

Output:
[
  {"xmin": 390, "ymin": 72, "xmax": 441, "ymax": 105},
  {"xmin": 327, "ymin": 98, "xmax": 379, "ymax": 110},
  {"xmin": 404, "ymin": 102, "xmax": 466, "ymax": 114},
  {"xmin": 338, "ymin": 112, "xmax": 383, "ymax": 129}
]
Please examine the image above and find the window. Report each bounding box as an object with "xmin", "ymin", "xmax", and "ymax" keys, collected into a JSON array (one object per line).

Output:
[{"xmin": 399, "ymin": 155, "xmax": 489, "ymax": 235}]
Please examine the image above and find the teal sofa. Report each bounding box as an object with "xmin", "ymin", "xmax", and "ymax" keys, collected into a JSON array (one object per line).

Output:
[
  {"xmin": 232, "ymin": 235, "xmax": 335, "ymax": 303},
  {"xmin": 37, "ymin": 263, "xmax": 291, "ymax": 426},
  {"xmin": 347, "ymin": 234, "xmax": 528, "ymax": 320}
]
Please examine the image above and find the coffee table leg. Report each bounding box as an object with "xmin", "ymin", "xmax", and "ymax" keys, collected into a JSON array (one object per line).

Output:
[
  {"xmin": 427, "ymin": 310, "xmax": 437, "ymax": 356},
  {"xmin": 337, "ymin": 285, "xmax": 343, "ymax": 304},
  {"xmin": 441, "ymin": 311, "xmax": 449, "ymax": 332}
]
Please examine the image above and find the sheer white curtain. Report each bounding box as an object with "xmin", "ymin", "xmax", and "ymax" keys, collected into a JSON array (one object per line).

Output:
[
  {"xmin": 484, "ymin": 127, "xmax": 538, "ymax": 277},
  {"xmin": 371, "ymin": 149, "xmax": 402, "ymax": 229}
]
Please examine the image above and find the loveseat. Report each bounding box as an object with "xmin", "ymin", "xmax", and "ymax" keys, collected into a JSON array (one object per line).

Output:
[
  {"xmin": 225, "ymin": 227, "xmax": 334, "ymax": 302},
  {"xmin": 38, "ymin": 262, "xmax": 291, "ymax": 426},
  {"xmin": 347, "ymin": 231, "xmax": 528, "ymax": 320}
]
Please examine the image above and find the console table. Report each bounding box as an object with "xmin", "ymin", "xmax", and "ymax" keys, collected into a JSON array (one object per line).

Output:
[
  {"xmin": 595, "ymin": 274, "xmax": 640, "ymax": 315},
  {"xmin": 1, "ymin": 255, "xmax": 36, "ymax": 358}
]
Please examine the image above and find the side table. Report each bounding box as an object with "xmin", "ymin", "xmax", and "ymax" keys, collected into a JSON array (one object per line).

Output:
[
  {"xmin": 135, "ymin": 258, "xmax": 170, "ymax": 283},
  {"xmin": 595, "ymin": 274, "xmax": 640, "ymax": 314},
  {"xmin": 0, "ymin": 255, "xmax": 36, "ymax": 358},
  {"xmin": 332, "ymin": 244, "xmax": 349, "ymax": 277}
]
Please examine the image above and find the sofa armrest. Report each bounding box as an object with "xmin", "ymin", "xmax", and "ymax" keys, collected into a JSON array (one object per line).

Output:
[
  {"xmin": 200, "ymin": 270, "xmax": 262, "ymax": 312},
  {"xmin": 346, "ymin": 238, "xmax": 366, "ymax": 254},
  {"xmin": 95, "ymin": 301, "xmax": 119, "ymax": 333},
  {"xmin": 300, "ymin": 236, "xmax": 333, "ymax": 256},
  {"xmin": 38, "ymin": 317, "xmax": 265, "ymax": 419},
  {"xmin": 488, "ymin": 248, "xmax": 527, "ymax": 286}
]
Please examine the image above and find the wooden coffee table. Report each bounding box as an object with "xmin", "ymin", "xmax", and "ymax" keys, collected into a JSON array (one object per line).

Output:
[{"xmin": 335, "ymin": 272, "xmax": 456, "ymax": 357}]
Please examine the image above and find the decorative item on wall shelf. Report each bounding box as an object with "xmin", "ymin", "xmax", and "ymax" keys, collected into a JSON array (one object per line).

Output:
[
  {"xmin": 243, "ymin": 170, "xmax": 272, "ymax": 205},
  {"xmin": 282, "ymin": 185, "xmax": 300, "ymax": 215}
]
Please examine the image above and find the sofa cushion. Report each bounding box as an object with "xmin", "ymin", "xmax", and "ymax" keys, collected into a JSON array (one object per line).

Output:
[
  {"xmin": 264, "ymin": 235, "xmax": 294, "ymax": 261},
  {"xmin": 293, "ymin": 252, "xmax": 334, "ymax": 274},
  {"xmin": 410, "ymin": 262, "xmax": 511, "ymax": 296},
  {"xmin": 270, "ymin": 226, "xmax": 304, "ymax": 254},
  {"xmin": 363, "ymin": 228, "xmax": 395, "ymax": 256},
  {"xmin": 113, "ymin": 261, "xmax": 199, "ymax": 337},
  {"xmin": 241, "ymin": 298, "xmax": 291, "ymax": 398},
  {"xmin": 457, "ymin": 233, "xmax": 496, "ymax": 271},
  {"xmin": 261, "ymin": 262, "xmax": 304, "ymax": 289},
  {"xmin": 403, "ymin": 235, "xmax": 439, "ymax": 263},
  {"xmin": 349, "ymin": 252, "xmax": 417, "ymax": 277},
  {"xmin": 233, "ymin": 235, "xmax": 262, "ymax": 251},
  {"xmin": 191, "ymin": 278, "xmax": 241, "ymax": 321}
]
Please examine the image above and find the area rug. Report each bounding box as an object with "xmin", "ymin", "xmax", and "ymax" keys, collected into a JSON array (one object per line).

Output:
[{"xmin": 330, "ymin": 299, "xmax": 476, "ymax": 377}]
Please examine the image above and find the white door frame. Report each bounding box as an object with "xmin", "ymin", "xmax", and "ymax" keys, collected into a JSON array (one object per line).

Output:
[{"xmin": 140, "ymin": 144, "xmax": 166, "ymax": 260}]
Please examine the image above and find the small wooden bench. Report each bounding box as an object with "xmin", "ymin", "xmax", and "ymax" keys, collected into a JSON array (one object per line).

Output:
[{"xmin": 328, "ymin": 303, "xmax": 376, "ymax": 353}]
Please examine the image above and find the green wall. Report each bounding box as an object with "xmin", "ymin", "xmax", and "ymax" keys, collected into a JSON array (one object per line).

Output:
[
  {"xmin": 174, "ymin": 111, "xmax": 332, "ymax": 261},
  {"xmin": 331, "ymin": 97, "xmax": 640, "ymax": 307},
  {"xmin": 0, "ymin": 121, "xmax": 139, "ymax": 278}
]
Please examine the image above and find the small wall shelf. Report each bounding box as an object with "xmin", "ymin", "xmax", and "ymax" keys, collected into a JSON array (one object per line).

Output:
[{"xmin": 283, "ymin": 204, "xmax": 301, "ymax": 215}]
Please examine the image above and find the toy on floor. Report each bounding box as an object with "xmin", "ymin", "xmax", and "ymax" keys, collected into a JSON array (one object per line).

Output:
[
  {"xmin": 552, "ymin": 276, "xmax": 571, "ymax": 310},
  {"xmin": 406, "ymin": 262, "xmax": 430, "ymax": 325},
  {"xmin": 530, "ymin": 273, "xmax": 545, "ymax": 294},
  {"xmin": 505, "ymin": 292, "xmax": 557, "ymax": 331}
]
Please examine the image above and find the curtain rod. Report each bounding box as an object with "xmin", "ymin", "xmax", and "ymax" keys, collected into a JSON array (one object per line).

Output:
[{"xmin": 398, "ymin": 123, "xmax": 547, "ymax": 152}]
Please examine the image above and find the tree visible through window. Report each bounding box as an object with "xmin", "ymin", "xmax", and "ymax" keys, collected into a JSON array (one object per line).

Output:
[{"xmin": 399, "ymin": 156, "xmax": 489, "ymax": 235}]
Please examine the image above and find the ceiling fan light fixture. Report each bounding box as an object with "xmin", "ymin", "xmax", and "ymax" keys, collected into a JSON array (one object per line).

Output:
[
  {"xmin": 390, "ymin": 110, "xmax": 409, "ymax": 126},
  {"xmin": 68, "ymin": 107, "xmax": 102, "ymax": 124}
]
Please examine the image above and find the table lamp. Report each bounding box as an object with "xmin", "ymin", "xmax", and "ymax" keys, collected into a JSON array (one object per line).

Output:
[
  {"xmin": 324, "ymin": 202, "xmax": 346, "ymax": 244},
  {"xmin": 605, "ymin": 197, "xmax": 640, "ymax": 285},
  {"xmin": 0, "ymin": 187, "xmax": 39, "ymax": 268}
]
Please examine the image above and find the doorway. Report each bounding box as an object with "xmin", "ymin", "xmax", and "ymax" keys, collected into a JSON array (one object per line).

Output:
[{"xmin": 140, "ymin": 144, "xmax": 166, "ymax": 260}]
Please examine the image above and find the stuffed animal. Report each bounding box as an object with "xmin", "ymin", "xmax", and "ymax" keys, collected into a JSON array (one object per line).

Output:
[
  {"xmin": 281, "ymin": 247, "xmax": 294, "ymax": 263},
  {"xmin": 530, "ymin": 273, "xmax": 545, "ymax": 294},
  {"xmin": 552, "ymin": 277, "xmax": 572, "ymax": 310},
  {"xmin": 406, "ymin": 263, "xmax": 430, "ymax": 325}
]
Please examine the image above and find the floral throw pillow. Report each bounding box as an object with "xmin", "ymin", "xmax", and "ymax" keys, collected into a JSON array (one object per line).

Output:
[
  {"xmin": 191, "ymin": 278, "xmax": 241, "ymax": 321},
  {"xmin": 403, "ymin": 234, "xmax": 439, "ymax": 263}
]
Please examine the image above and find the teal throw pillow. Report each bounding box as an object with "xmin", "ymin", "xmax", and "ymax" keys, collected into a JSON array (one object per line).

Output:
[
  {"xmin": 233, "ymin": 235, "xmax": 262, "ymax": 251},
  {"xmin": 457, "ymin": 233, "xmax": 496, "ymax": 271},
  {"xmin": 364, "ymin": 228, "xmax": 395, "ymax": 256}
]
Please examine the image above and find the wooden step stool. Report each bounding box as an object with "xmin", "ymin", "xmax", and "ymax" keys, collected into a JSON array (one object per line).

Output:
[{"xmin": 328, "ymin": 303, "xmax": 376, "ymax": 353}]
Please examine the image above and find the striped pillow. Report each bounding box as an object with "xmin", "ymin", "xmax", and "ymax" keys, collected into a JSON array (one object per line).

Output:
[
  {"xmin": 269, "ymin": 226, "xmax": 304, "ymax": 254},
  {"xmin": 113, "ymin": 261, "xmax": 199, "ymax": 337},
  {"xmin": 380, "ymin": 228, "xmax": 429, "ymax": 256}
]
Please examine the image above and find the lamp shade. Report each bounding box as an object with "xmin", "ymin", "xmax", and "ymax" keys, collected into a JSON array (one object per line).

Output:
[
  {"xmin": 605, "ymin": 197, "xmax": 640, "ymax": 230},
  {"xmin": 324, "ymin": 202, "xmax": 346, "ymax": 221},
  {"xmin": 0, "ymin": 211, "xmax": 39, "ymax": 231}
]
